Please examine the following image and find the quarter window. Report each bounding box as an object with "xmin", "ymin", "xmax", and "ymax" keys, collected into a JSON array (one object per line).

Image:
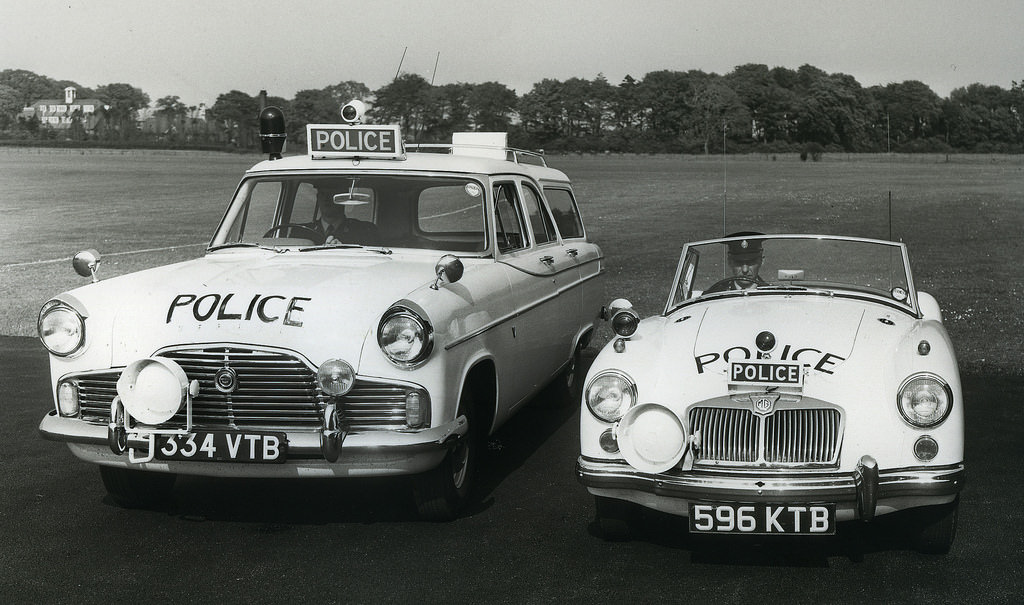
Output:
[
  {"xmin": 544, "ymin": 188, "xmax": 584, "ymax": 239},
  {"xmin": 493, "ymin": 183, "xmax": 527, "ymax": 253}
]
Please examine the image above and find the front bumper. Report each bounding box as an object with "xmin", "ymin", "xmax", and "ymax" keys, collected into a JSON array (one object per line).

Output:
[
  {"xmin": 39, "ymin": 411, "xmax": 467, "ymax": 478},
  {"xmin": 576, "ymin": 455, "xmax": 964, "ymax": 521}
]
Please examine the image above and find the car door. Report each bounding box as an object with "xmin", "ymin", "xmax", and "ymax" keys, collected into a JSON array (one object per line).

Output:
[
  {"xmin": 542, "ymin": 185, "xmax": 603, "ymax": 330},
  {"xmin": 492, "ymin": 179, "xmax": 576, "ymax": 407}
]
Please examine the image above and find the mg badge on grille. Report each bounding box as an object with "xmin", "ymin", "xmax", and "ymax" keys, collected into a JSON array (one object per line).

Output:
[
  {"xmin": 214, "ymin": 366, "xmax": 239, "ymax": 393},
  {"xmin": 750, "ymin": 394, "xmax": 779, "ymax": 416}
]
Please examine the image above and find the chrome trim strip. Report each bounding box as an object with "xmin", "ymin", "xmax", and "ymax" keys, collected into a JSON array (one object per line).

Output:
[{"xmin": 444, "ymin": 267, "xmax": 604, "ymax": 350}]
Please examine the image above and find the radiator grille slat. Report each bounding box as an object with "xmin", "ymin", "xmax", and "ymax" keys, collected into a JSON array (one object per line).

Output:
[
  {"xmin": 74, "ymin": 346, "xmax": 409, "ymax": 430},
  {"xmin": 688, "ymin": 406, "xmax": 841, "ymax": 466}
]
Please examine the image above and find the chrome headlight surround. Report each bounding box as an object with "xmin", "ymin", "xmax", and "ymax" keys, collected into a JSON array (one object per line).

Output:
[
  {"xmin": 897, "ymin": 372, "xmax": 953, "ymax": 428},
  {"xmin": 585, "ymin": 370, "xmax": 638, "ymax": 423},
  {"xmin": 38, "ymin": 299, "xmax": 86, "ymax": 357},
  {"xmin": 377, "ymin": 306, "xmax": 434, "ymax": 368}
]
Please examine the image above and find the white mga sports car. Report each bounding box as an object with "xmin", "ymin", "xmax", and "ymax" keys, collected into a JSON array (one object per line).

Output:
[
  {"xmin": 577, "ymin": 233, "xmax": 964, "ymax": 553},
  {"xmin": 38, "ymin": 102, "xmax": 603, "ymax": 519}
]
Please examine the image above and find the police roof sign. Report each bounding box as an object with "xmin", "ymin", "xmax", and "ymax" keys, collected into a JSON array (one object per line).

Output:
[{"xmin": 306, "ymin": 124, "xmax": 404, "ymax": 159}]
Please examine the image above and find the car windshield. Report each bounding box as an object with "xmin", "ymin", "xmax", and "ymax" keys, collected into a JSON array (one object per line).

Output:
[
  {"xmin": 210, "ymin": 174, "xmax": 488, "ymax": 253},
  {"xmin": 666, "ymin": 235, "xmax": 917, "ymax": 314}
]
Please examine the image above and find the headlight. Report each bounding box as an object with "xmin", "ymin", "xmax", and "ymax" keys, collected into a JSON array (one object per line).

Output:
[
  {"xmin": 585, "ymin": 370, "xmax": 637, "ymax": 422},
  {"xmin": 898, "ymin": 373, "xmax": 952, "ymax": 427},
  {"xmin": 38, "ymin": 300, "xmax": 86, "ymax": 357},
  {"xmin": 377, "ymin": 307, "xmax": 433, "ymax": 366},
  {"xmin": 317, "ymin": 359, "xmax": 355, "ymax": 396}
]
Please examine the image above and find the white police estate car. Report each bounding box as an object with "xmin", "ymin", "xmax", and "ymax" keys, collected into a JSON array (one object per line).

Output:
[
  {"xmin": 577, "ymin": 234, "xmax": 963, "ymax": 553},
  {"xmin": 38, "ymin": 102, "xmax": 603, "ymax": 519}
]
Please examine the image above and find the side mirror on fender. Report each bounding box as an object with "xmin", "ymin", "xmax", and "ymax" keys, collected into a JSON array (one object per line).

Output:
[
  {"xmin": 72, "ymin": 249, "xmax": 102, "ymax": 282},
  {"xmin": 431, "ymin": 254, "xmax": 464, "ymax": 290}
]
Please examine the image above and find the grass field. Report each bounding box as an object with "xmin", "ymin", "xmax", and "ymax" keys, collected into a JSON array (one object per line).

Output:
[{"xmin": 2, "ymin": 147, "xmax": 1022, "ymax": 376}]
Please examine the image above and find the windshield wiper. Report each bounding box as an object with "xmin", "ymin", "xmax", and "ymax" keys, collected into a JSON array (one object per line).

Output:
[
  {"xmin": 208, "ymin": 242, "xmax": 282, "ymax": 253},
  {"xmin": 298, "ymin": 243, "xmax": 364, "ymax": 252}
]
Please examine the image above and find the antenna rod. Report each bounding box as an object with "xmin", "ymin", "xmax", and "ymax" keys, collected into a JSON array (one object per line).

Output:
[
  {"xmin": 722, "ymin": 122, "xmax": 727, "ymax": 234},
  {"xmin": 394, "ymin": 47, "xmax": 408, "ymax": 81},
  {"xmin": 430, "ymin": 52, "xmax": 440, "ymax": 85}
]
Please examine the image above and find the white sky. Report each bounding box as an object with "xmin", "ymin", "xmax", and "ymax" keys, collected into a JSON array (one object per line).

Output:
[{"xmin": 4, "ymin": 0, "xmax": 1022, "ymax": 107}]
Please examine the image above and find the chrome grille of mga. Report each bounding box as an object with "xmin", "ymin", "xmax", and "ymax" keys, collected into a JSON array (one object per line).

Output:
[
  {"xmin": 74, "ymin": 346, "xmax": 407, "ymax": 430},
  {"xmin": 688, "ymin": 406, "xmax": 842, "ymax": 467}
]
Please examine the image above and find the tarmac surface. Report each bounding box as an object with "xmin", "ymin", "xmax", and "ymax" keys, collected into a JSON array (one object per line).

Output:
[{"xmin": 2, "ymin": 335, "xmax": 1022, "ymax": 604}]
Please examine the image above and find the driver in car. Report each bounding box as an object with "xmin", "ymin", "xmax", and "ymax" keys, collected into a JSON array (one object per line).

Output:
[
  {"xmin": 313, "ymin": 188, "xmax": 380, "ymax": 245},
  {"xmin": 725, "ymin": 231, "xmax": 767, "ymax": 289}
]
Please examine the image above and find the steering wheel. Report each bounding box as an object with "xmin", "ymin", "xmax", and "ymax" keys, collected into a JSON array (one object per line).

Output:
[
  {"xmin": 262, "ymin": 223, "xmax": 324, "ymax": 244},
  {"xmin": 704, "ymin": 276, "xmax": 760, "ymax": 293}
]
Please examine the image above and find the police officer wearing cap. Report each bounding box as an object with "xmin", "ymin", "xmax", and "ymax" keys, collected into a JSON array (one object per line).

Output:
[{"xmin": 726, "ymin": 231, "xmax": 767, "ymax": 288}]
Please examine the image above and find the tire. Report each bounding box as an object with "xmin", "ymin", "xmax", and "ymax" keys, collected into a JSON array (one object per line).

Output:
[
  {"xmin": 595, "ymin": 495, "xmax": 635, "ymax": 541},
  {"xmin": 99, "ymin": 466, "xmax": 176, "ymax": 509},
  {"xmin": 913, "ymin": 497, "xmax": 959, "ymax": 554},
  {"xmin": 413, "ymin": 388, "xmax": 480, "ymax": 521},
  {"xmin": 552, "ymin": 342, "xmax": 584, "ymax": 405}
]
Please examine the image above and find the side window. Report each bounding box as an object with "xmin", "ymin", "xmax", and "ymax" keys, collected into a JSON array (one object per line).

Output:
[
  {"xmin": 493, "ymin": 182, "xmax": 527, "ymax": 253},
  {"xmin": 544, "ymin": 188, "xmax": 585, "ymax": 239},
  {"xmin": 521, "ymin": 183, "xmax": 557, "ymax": 246}
]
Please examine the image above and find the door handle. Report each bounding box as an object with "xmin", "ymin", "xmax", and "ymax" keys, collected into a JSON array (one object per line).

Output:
[
  {"xmin": 566, "ymin": 248, "xmax": 579, "ymax": 257},
  {"xmin": 540, "ymin": 255, "xmax": 554, "ymax": 265}
]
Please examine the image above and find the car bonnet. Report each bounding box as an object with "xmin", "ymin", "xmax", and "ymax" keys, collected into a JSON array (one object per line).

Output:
[{"xmin": 99, "ymin": 251, "xmax": 438, "ymax": 367}]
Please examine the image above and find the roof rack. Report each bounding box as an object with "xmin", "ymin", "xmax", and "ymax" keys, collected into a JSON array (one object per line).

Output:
[{"xmin": 405, "ymin": 143, "xmax": 547, "ymax": 167}]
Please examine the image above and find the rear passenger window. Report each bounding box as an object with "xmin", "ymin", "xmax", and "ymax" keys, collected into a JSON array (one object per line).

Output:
[
  {"xmin": 544, "ymin": 188, "xmax": 584, "ymax": 239},
  {"xmin": 521, "ymin": 183, "xmax": 557, "ymax": 246}
]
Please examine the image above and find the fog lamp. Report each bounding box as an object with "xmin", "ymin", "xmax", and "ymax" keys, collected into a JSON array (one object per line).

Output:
[
  {"xmin": 317, "ymin": 359, "xmax": 355, "ymax": 396},
  {"xmin": 914, "ymin": 435, "xmax": 939, "ymax": 461},
  {"xmin": 616, "ymin": 403, "xmax": 687, "ymax": 474},
  {"xmin": 57, "ymin": 379, "xmax": 80, "ymax": 417}
]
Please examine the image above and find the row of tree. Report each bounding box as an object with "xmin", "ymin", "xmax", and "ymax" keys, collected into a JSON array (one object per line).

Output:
[{"xmin": 2, "ymin": 66, "xmax": 1022, "ymax": 153}]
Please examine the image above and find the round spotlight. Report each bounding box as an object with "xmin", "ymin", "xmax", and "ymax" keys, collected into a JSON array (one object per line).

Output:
[
  {"xmin": 116, "ymin": 358, "xmax": 190, "ymax": 425},
  {"xmin": 616, "ymin": 403, "xmax": 687, "ymax": 474}
]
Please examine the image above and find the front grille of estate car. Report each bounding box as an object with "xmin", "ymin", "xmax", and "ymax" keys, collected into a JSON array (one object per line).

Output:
[
  {"xmin": 688, "ymin": 406, "xmax": 842, "ymax": 467},
  {"xmin": 74, "ymin": 346, "xmax": 409, "ymax": 430}
]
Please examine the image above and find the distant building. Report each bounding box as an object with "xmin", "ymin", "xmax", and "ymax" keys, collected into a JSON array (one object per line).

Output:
[{"xmin": 19, "ymin": 86, "xmax": 106, "ymax": 131}]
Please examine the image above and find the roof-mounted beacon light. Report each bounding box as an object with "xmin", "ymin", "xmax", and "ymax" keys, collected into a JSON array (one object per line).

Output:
[
  {"xmin": 341, "ymin": 100, "xmax": 367, "ymax": 124},
  {"xmin": 259, "ymin": 106, "xmax": 287, "ymax": 160}
]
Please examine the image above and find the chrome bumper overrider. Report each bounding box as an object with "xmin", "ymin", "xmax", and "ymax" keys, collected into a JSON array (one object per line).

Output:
[
  {"xmin": 40, "ymin": 411, "xmax": 467, "ymax": 466},
  {"xmin": 577, "ymin": 455, "xmax": 964, "ymax": 520}
]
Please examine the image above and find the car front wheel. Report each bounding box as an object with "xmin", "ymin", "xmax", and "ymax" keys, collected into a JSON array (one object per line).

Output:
[
  {"xmin": 594, "ymin": 495, "xmax": 635, "ymax": 541},
  {"xmin": 913, "ymin": 497, "xmax": 959, "ymax": 554},
  {"xmin": 99, "ymin": 466, "xmax": 176, "ymax": 508},
  {"xmin": 412, "ymin": 388, "xmax": 480, "ymax": 521}
]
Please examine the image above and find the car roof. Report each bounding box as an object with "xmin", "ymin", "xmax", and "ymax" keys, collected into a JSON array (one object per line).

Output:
[{"xmin": 246, "ymin": 151, "xmax": 572, "ymax": 184}]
